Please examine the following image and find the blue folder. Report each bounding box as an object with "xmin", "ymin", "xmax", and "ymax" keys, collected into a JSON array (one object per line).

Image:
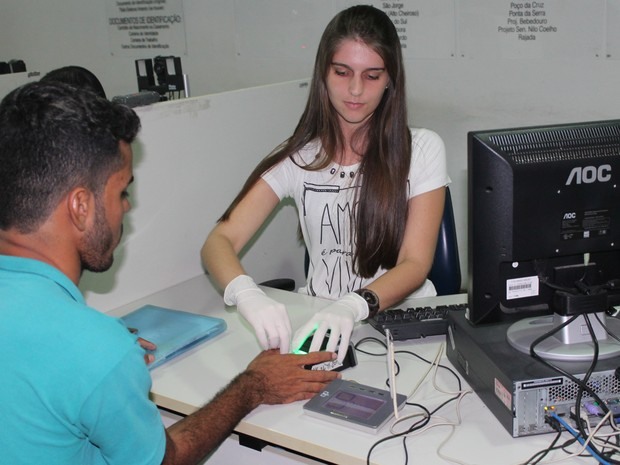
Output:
[{"xmin": 121, "ymin": 305, "xmax": 227, "ymax": 369}]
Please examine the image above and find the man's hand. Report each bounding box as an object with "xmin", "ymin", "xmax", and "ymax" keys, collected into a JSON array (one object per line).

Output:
[
  {"xmin": 244, "ymin": 350, "xmax": 340, "ymax": 405},
  {"xmin": 138, "ymin": 337, "xmax": 156, "ymax": 365},
  {"xmin": 128, "ymin": 327, "xmax": 157, "ymax": 365},
  {"xmin": 162, "ymin": 349, "xmax": 340, "ymax": 464}
]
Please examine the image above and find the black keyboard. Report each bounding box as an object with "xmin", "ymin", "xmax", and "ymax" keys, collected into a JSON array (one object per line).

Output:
[{"xmin": 368, "ymin": 303, "xmax": 468, "ymax": 341}]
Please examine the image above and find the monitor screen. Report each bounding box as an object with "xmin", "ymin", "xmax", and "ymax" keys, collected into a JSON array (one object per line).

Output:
[{"xmin": 467, "ymin": 119, "xmax": 620, "ymax": 334}]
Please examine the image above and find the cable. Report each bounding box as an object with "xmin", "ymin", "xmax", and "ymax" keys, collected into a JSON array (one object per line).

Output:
[
  {"xmin": 519, "ymin": 429, "xmax": 563, "ymax": 465},
  {"xmin": 529, "ymin": 313, "xmax": 610, "ymax": 419},
  {"xmin": 356, "ymin": 336, "xmax": 469, "ymax": 465},
  {"xmin": 550, "ymin": 412, "xmax": 612, "ymax": 465},
  {"xmin": 385, "ymin": 329, "xmax": 401, "ymax": 420},
  {"xmin": 529, "ymin": 311, "xmax": 620, "ymax": 464},
  {"xmin": 578, "ymin": 410, "xmax": 620, "ymax": 459}
]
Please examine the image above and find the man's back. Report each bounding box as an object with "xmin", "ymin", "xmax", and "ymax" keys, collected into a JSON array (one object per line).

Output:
[{"xmin": 0, "ymin": 255, "xmax": 166, "ymax": 465}]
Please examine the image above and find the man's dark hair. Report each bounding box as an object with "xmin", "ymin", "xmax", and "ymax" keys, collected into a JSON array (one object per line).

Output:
[
  {"xmin": 41, "ymin": 65, "xmax": 107, "ymax": 99},
  {"xmin": 0, "ymin": 81, "xmax": 141, "ymax": 233}
]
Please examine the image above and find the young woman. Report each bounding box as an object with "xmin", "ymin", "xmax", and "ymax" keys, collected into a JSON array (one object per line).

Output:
[{"xmin": 202, "ymin": 5, "xmax": 449, "ymax": 362}]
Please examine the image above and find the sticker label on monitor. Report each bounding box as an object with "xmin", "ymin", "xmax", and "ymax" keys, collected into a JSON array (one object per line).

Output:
[
  {"xmin": 506, "ymin": 276, "xmax": 539, "ymax": 300},
  {"xmin": 561, "ymin": 209, "xmax": 610, "ymax": 240}
]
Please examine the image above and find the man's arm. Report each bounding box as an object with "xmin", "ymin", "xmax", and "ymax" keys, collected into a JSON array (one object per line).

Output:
[{"xmin": 161, "ymin": 350, "xmax": 340, "ymax": 465}]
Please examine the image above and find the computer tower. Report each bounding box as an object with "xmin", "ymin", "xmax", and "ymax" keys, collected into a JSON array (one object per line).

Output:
[{"xmin": 446, "ymin": 311, "xmax": 620, "ymax": 437}]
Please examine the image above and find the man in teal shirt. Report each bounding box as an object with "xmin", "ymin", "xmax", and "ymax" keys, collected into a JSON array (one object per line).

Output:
[{"xmin": 0, "ymin": 81, "xmax": 339, "ymax": 465}]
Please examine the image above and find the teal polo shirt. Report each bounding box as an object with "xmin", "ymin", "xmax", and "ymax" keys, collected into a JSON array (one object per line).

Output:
[{"xmin": 0, "ymin": 255, "xmax": 166, "ymax": 465}]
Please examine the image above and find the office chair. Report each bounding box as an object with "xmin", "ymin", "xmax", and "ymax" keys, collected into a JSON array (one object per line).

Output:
[
  {"xmin": 261, "ymin": 186, "xmax": 461, "ymax": 296},
  {"xmin": 428, "ymin": 186, "xmax": 461, "ymax": 295}
]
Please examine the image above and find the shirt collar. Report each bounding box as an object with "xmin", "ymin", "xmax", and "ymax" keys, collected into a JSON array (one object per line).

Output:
[{"xmin": 0, "ymin": 255, "xmax": 85, "ymax": 304}]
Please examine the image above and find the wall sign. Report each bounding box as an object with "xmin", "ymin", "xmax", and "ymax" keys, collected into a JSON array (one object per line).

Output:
[{"xmin": 106, "ymin": 0, "xmax": 187, "ymax": 56}]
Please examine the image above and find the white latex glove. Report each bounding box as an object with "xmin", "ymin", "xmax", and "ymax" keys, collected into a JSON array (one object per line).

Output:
[
  {"xmin": 224, "ymin": 275, "xmax": 292, "ymax": 353},
  {"xmin": 291, "ymin": 292, "xmax": 368, "ymax": 363}
]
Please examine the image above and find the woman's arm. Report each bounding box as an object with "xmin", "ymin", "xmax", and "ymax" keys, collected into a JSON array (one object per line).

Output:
[
  {"xmin": 364, "ymin": 186, "xmax": 446, "ymax": 310},
  {"xmin": 201, "ymin": 179, "xmax": 281, "ymax": 289},
  {"xmin": 202, "ymin": 179, "xmax": 293, "ymax": 353}
]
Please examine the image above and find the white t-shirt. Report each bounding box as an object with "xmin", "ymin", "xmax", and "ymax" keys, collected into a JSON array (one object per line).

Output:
[{"xmin": 263, "ymin": 128, "xmax": 450, "ymax": 301}]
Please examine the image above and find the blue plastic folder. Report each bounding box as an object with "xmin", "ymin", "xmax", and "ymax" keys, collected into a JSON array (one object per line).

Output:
[{"xmin": 121, "ymin": 305, "xmax": 227, "ymax": 369}]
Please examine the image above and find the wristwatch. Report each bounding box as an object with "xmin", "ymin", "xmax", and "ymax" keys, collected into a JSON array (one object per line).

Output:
[{"xmin": 354, "ymin": 288, "xmax": 380, "ymax": 320}]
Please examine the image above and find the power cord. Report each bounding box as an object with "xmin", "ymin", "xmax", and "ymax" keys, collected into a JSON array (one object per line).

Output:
[
  {"xmin": 529, "ymin": 312, "xmax": 620, "ymax": 464},
  {"xmin": 550, "ymin": 412, "xmax": 612, "ymax": 464},
  {"xmin": 354, "ymin": 336, "xmax": 469, "ymax": 465}
]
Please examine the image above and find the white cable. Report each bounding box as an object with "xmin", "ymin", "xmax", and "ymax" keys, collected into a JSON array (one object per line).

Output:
[
  {"xmin": 388, "ymin": 342, "xmax": 444, "ymax": 433},
  {"xmin": 529, "ymin": 410, "xmax": 612, "ymax": 465},
  {"xmin": 407, "ymin": 342, "xmax": 445, "ymax": 399},
  {"xmin": 385, "ymin": 329, "xmax": 400, "ymax": 420},
  {"xmin": 386, "ymin": 338, "xmax": 474, "ymax": 465},
  {"xmin": 585, "ymin": 411, "xmax": 620, "ymax": 455}
]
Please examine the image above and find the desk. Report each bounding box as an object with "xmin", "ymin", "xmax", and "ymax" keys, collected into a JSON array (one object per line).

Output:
[{"xmin": 111, "ymin": 275, "xmax": 593, "ymax": 465}]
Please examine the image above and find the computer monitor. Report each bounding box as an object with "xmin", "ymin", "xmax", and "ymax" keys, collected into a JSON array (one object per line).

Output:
[{"xmin": 467, "ymin": 119, "xmax": 620, "ymax": 361}]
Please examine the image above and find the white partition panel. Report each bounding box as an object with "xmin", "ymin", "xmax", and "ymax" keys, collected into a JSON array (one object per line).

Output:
[{"xmin": 81, "ymin": 79, "xmax": 310, "ymax": 311}]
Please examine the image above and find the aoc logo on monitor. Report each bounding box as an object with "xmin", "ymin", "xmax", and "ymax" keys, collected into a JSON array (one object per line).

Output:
[{"xmin": 565, "ymin": 164, "xmax": 612, "ymax": 185}]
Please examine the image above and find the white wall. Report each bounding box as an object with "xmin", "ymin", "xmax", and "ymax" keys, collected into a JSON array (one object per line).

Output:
[{"xmin": 3, "ymin": 0, "xmax": 620, "ymax": 304}]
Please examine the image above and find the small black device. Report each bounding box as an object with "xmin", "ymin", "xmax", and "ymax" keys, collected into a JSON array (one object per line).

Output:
[
  {"xmin": 297, "ymin": 332, "xmax": 357, "ymax": 372},
  {"xmin": 9, "ymin": 59, "xmax": 26, "ymax": 73},
  {"xmin": 135, "ymin": 57, "xmax": 184, "ymax": 96},
  {"xmin": 135, "ymin": 58, "xmax": 156, "ymax": 92},
  {"xmin": 153, "ymin": 55, "xmax": 184, "ymax": 93}
]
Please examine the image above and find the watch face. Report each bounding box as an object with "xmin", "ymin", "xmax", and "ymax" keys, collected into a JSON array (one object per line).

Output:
[
  {"xmin": 355, "ymin": 289, "xmax": 379, "ymax": 319},
  {"xmin": 365, "ymin": 292, "xmax": 379, "ymax": 305},
  {"xmin": 363, "ymin": 290, "xmax": 378, "ymax": 306}
]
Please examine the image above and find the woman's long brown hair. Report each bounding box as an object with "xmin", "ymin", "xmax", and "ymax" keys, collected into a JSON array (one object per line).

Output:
[{"xmin": 219, "ymin": 5, "xmax": 411, "ymax": 278}]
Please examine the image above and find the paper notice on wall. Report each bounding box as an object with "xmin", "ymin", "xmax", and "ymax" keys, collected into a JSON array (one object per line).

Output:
[
  {"xmin": 459, "ymin": 0, "xmax": 603, "ymax": 59},
  {"xmin": 374, "ymin": 0, "xmax": 456, "ymax": 59},
  {"xmin": 106, "ymin": 0, "xmax": 187, "ymax": 56}
]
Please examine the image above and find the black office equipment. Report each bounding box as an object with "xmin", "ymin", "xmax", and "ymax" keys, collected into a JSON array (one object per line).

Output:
[
  {"xmin": 296, "ymin": 330, "xmax": 357, "ymax": 371},
  {"xmin": 135, "ymin": 58, "xmax": 156, "ymax": 91},
  {"xmin": 467, "ymin": 119, "xmax": 620, "ymax": 360},
  {"xmin": 9, "ymin": 60, "xmax": 26, "ymax": 73},
  {"xmin": 447, "ymin": 119, "xmax": 620, "ymax": 439},
  {"xmin": 446, "ymin": 310, "xmax": 620, "ymax": 437},
  {"xmin": 153, "ymin": 55, "xmax": 184, "ymax": 93},
  {"xmin": 369, "ymin": 302, "xmax": 467, "ymax": 340},
  {"xmin": 135, "ymin": 56, "xmax": 186, "ymax": 98}
]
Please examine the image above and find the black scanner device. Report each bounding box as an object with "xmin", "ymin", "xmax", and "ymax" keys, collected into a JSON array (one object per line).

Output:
[{"xmin": 298, "ymin": 331, "xmax": 357, "ymax": 372}]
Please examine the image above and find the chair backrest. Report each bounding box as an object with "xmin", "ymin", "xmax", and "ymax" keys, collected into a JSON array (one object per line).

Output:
[{"xmin": 428, "ymin": 186, "xmax": 461, "ymax": 295}]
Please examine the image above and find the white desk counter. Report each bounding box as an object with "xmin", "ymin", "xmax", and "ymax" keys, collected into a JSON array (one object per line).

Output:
[{"xmin": 111, "ymin": 275, "xmax": 593, "ymax": 465}]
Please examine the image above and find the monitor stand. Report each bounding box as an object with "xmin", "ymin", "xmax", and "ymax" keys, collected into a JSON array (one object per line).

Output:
[{"xmin": 506, "ymin": 312, "xmax": 620, "ymax": 361}]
